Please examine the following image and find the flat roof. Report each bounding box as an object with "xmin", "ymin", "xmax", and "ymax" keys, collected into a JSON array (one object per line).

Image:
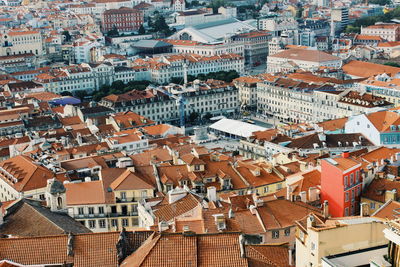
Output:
[
  {"xmin": 322, "ymin": 245, "xmax": 388, "ymax": 267},
  {"xmin": 209, "ymin": 118, "xmax": 267, "ymax": 138}
]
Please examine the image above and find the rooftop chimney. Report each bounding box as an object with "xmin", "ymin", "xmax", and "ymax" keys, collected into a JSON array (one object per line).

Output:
[
  {"xmin": 67, "ymin": 232, "xmax": 74, "ymax": 256},
  {"xmin": 323, "ymin": 200, "xmax": 329, "ymax": 219},
  {"xmin": 360, "ymin": 202, "xmax": 369, "ymax": 217},
  {"xmin": 158, "ymin": 221, "xmax": 169, "ymax": 232},
  {"xmin": 299, "ymin": 191, "xmax": 307, "ymax": 202},
  {"xmin": 116, "ymin": 228, "xmax": 129, "ymax": 264},
  {"xmin": 239, "ymin": 234, "xmax": 246, "ymax": 258},
  {"xmin": 207, "ymin": 186, "xmax": 217, "ymax": 202},
  {"xmin": 0, "ymin": 202, "xmax": 3, "ymax": 226},
  {"xmin": 288, "ymin": 248, "xmax": 293, "ymax": 266},
  {"xmin": 342, "ymin": 151, "xmax": 350, "ymax": 158},
  {"xmin": 168, "ymin": 187, "xmax": 187, "ymax": 204},
  {"xmin": 249, "ymin": 205, "xmax": 257, "ymax": 215},
  {"xmin": 307, "ymin": 214, "xmax": 316, "ymax": 228},
  {"xmin": 385, "ymin": 189, "xmax": 397, "ymax": 202},
  {"xmin": 228, "ymin": 208, "xmax": 235, "ymax": 218}
]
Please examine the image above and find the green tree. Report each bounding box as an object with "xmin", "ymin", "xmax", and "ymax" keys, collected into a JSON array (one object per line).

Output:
[
  {"xmin": 138, "ymin": 24, "xmax": 146, "ymax": 35},
  {"xmin": 189, "ymin": 111, "xmax": 199, "ymax": 122},
  {"xmin": 62, "ymin": 31, "xmax": 72, "ymax": 42},
  {"xmin": 225, "ymin": 70, "xmax": 239, "ymax": 82},
  {"xmin": 153, "ymin": 15, "xmax": 172, "ymax": 35},
  {"xmin": 92, "ymin": 91, "xmax": 105, "ymax": 102},
  {"xmin": 170, "ymin": 77, "xmax": 184, "ymax": 84},
  {"xmin": 111, "ymin": 80, "xmax": 125, "ymax": 92},
  {"xmin": 107, "ymin": 26, "xmax": 119, "ymax": 37},
  {"xmin": 296, "ymin": 7, "xmax": 304, "ymax": 18},
  {"xmin": 345, "ymin": 25, "xmax": 360, "ymax": 33},
  {"xmin": 74, "ymin": 90, "xmax": 88, "ymax": 101},
  {"xmin": 203, "ymin": 112, "xmax": 212, "ymax": 121},
  {"xmin": 60, "ymin": 91, "xmax": 73, "ymax": 96},
  {"xmin": 348, "ymin": 6, "xmax": 400, "ymax": 30},
  {"xmin": 369, "ymin": 0, "xmax": 390, "ymax": 5},
  {"xmin": 148, "ymin": 17, "xmax": 154, "ymax": 28},
  {"xmin": 384, "ymin": 62, "xmax": 400, "ymax": 67},
  {"xmin": 208, "ymin": 0, "xmax": 227, "ymax": 14}
]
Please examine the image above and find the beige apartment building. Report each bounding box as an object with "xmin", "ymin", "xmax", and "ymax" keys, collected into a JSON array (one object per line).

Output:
[
  {"xmin": 361, "ymin": 24, "xmax": 400, "ymax": 42},
  {"xmin": 0, "ymin": 30, "xmax": 44, "ymax": 56},
  {"xmin": 295, "ymin": 214, "xmax": 387, "ymax": 267}
]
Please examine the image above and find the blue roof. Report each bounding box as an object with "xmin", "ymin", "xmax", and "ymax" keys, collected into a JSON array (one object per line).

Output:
[{"xmin": 49, "ymin": 97, "xmax": 81, "ymax": 105}]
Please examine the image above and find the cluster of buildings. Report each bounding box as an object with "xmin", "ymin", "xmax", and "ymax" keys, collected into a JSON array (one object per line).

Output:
[{"xmin": 4, "ymin": 0, "xmax": 400, "ymax": 265}]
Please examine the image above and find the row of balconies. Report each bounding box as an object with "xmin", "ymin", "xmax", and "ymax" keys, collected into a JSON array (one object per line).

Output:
[{"xmin": 73, "ymin": 211, "xmax": 138, "ymax": 219}]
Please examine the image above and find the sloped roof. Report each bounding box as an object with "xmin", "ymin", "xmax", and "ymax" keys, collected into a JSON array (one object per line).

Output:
[
  {"xmin": 362, "ymin": 178, "xmax": 400, "ymax": 203},
  {"xmin": 121, "ymin": 232, "xmax": 249, "ymax": 267},
  {"xmin": 270, "ymin": 48, "xmax": 340, "ymax": 62},
  {"xmin": 256, "ymin": 199, "xmax": 321, "ymax": 229},
  {"xmin": 324, "ymin": 157, "xmax": 361, "ymax": 171},
  {"xmin": 318, "ymin": 117, "xmax": 348, "ymax": 131},
  {"xmin": 110, "ymin": 169, "xmax": 154, "ymax": 191},
  {"xmin": 359, "ymin": 146, "xmax": 400, "ymax": 163},
  {"xmin": 343, "ymin": 60, "xmax": 400, "ymax": 78},
  {"xmin": 153, "ymin": 193, "xmax": 200, "ymax": 222},
  {"xmin": 65, "ymin": 180, "xmax": 108, "ymax": 205},
  {"xmin": 133, "ymin": 40, "xmax": 172, "ymax": 49},
  {"xmin": 366, "ymin": 110, "xmax": 400, "ymax": 132},
  {"xmin": 130, "ymin": 147, "xmax": 173, "ymax": 166},
  {"xmin": 0, "ymin": 155, "xmax": 56, "ymax": 192},
  {"xmin": 246, "ymin": 244, "xmax": 293, "ymax": 267},
  {"xmin": 372, "ymin": 199, "xmax": 400, "ymax": 220},
  {"xmin": 0, "ymin": 199, "xmax": 90, "ymax": 237},
  {"xmin": 0, "ymin": 231, "xmax": 153, "ymax": 266}
]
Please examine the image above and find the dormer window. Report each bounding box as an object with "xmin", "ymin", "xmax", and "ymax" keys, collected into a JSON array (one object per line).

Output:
[
  {"xmin": 166, "ymin": 184, "xmax": 173, "ymax": 192},
  {"xmin": 194, "ymin": 165, "xmax": 200, "ymax": 171}
]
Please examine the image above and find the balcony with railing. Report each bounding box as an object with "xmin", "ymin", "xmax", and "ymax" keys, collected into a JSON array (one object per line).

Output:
[
  {"xmin": 74, "ymin": 211, "xmax": 138, "ymax": 219},
  {"xmin": 115, "ymin": 197, "xmax": 139, "ymax": 203}
]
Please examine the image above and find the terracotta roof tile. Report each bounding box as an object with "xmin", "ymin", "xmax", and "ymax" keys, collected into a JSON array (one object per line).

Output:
[
  {"xmin": 0, "ymin": 199, "xmax": 90, "ymax": 237},
  {"xmin": 317, "ymin": 117, "xmax": 348, "ymax": 131},
  {"xmin": 360, "ymin": 147, "xmax": 400, "ymax": 163},
  {"xmin": 324, "ymin": 157, "xmax": 361, "ymax": 172},
  {"xmin": 343, "ymin": 60, "xmax": 400, "ymax": 78},
  {"xmin": 270, "ymin": 48, "xmax": 340, "ymax": 62},
  {"xmin": 130, "ymin": 147, "xmax": 173, "ymax": 166},
  {"xmin": 153, "ymin": 193, "xmax": 200, "ymax": 222},
  {"xmin": 372, "ymin": 199, "xmax": 400, "ymax": 219},
  {"xmin": 256, "ymin": 199, "xmax": 321, "ymax": 229},
  {"xmin": 362, "ymin": 178, "xmax": 400, "ymax": 203},
  {"xmin": 65, "ymin": 180, "xmax": 108, "ymax": 205},
  {"xmin": 0, "ymin": 155, "xmax": 57, "ymax": 192},
  {"xmin": 110, "ymin": 169, "xmax": 155, "ymax": 191},
  {"xmin": 142, "ymin": 124, "xmax": 172, "ymax": 136},
  {"xmin": 246, "ymin": 244, "xmax": 292, "ymax": 267},
  {"xmin": 122, "ymin": 232, "xmax": 248, "ymax": 267},
  {"xmin": 0, "ymin": 231, "xmax": 153, "ymax": 266}
]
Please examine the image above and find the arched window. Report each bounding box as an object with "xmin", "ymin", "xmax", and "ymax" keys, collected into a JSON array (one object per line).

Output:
[{"xmin": 180, "ymin": 32, "xmax": 192, "ymax": 41}]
